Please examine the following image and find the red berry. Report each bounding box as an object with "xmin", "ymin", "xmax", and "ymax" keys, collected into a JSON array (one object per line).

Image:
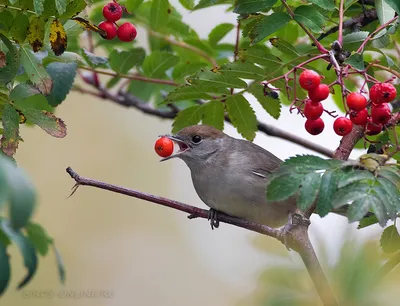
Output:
[
  {"xmin": 154, "ymin": 137, "xmax": 174, "ymax": 157},
  {"xmin": 333, "ymin": 117, "xmax": 353, "ymax": 136},
  {"xmin": 370, "ymin": 83, "xmax": 397, "ymax": 104},
  {"xmin": 346, "ymin": 92, "xmax": 367, "ymax": 111},
  {"xmin": 371, "ymin": 103, "xmax": 391, "ymax": 125},
  {"xmin": 349, "ymin": 109, "xmax": 368, "ymax": 126},
  {"xmin": 98, "ymin": 21, "xmax": 117, "ymax": 40},
  {"xmin": 117, "ymin": 22, "xmax": 137, "ymax": 42},
  {"xmin": 303, "ymin": 100, "xmax": 323, "ymax": 120},
  {"xmin": 299, "ymin": 70, "xmax": 321, "ymax": 90},
  {"xmin": 365, "ymin": 119, "xmax": 383, "ymax": 135},
  {"xmin": 102, "ymin": 2, "xmax": 123, "ymax": 22},
  {"xmin": 305, "ymin": 118, "xmax": 324, "ymax": 135},
  {"xmin": 308, "ymin": 84, "xmax": 330, "ymax": 102}
]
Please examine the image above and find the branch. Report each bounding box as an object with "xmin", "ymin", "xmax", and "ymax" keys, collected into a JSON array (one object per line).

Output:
[
  {"xmin": 71, "ymin": 86, "xmax": 334, "ymax": 157},
  {"xmin": 66, "ymin": 167, "xmax": 337, "ymax": 306}
]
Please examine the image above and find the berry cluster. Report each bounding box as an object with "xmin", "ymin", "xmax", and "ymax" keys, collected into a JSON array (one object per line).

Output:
[
  {"xmin": 98, "ymin": 1, "xmax": 137, "ymax": 42},
  {"xmin": 298, "ymin": 70, "xmax": 397, "ymax": 137}
]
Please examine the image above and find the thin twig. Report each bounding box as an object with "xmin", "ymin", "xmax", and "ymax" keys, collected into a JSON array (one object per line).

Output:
[{"xmin": 338, "ymin": 0, "xmax": 345, "ymax": 44}]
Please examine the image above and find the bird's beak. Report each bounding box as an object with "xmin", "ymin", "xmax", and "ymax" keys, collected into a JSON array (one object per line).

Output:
[{"xmin": 159, "ymin": 134, "xmax": 190, "ymax": 162}]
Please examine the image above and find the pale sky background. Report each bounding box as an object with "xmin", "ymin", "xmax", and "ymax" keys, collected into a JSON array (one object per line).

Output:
[{"xmin": 2, "ymin": 2, "xmax": 391, "ymax": 306}]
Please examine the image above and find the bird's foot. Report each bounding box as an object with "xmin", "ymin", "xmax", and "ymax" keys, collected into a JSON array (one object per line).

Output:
[
  {"xmin": 277, "ymin": 212, "xmax": 310, "ymax": 250},
  {"xmin": 208, "ymin": 208, "xmax": 220, "ymax": 230}
]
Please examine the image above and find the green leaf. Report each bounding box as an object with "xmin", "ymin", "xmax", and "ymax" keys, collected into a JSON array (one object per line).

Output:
[
  {"xmin": 374, "ymin": 186, "xmax": 397, "ymax": 220},
  {"xmin": 0, "ymin": 33, "xmax": 21, "ymax": 84},
  {"xmin": 33, "ymin": 0, "xmax": 45, "ymax": 14},
  {"xmin": 375, "ymin": 0, "xmax": 396, "ymax": 26},
  {"xmin": 55, "ymin": 0, "xmax": 67, "ymax": 15},
  {"xmin": 17, "ymin": 109, "xmax": 67, "ymax": 138},
  {"xmin": 14, "ymin": 94, "xmax": 52, "ymax": 112},
  {"xmin": 20, "ymin": 46, "xmax": 53, "ymax": 95},
  {"xmin": 298, "ymin": 172, "xmax": 321, "ymax": 211},
  {"xmin": 370, "ymin": 48, "xmax": 396, "ymax": 67},
  {"xmin": 172, "ymin": 62, "xmax": 208, "ymax": 80},
  {"xmin": 379, "ymin": 167, "xmax": 400, "ymax": 189},
  {"xmin": 384, "ymin": 0, "xmax": 400, "ymax": 14},
  {"xmin": 81, "ymin": 49, "xmax": 109, "ymax": 68},
  {"xmin": 344, "ymin": 53, "xmax": 365, "ymax": 70},
  {"xmin": 284, "ymin": 155, "xmax": 341, "ymax": 172},
  {"xmin": 269, "ymin": 37, "xmax": 299, "ymax": 57},
  {"xmin": 1, "ymin": 104, "xmax": 20, "ymax": 157},
  {"xmin": 306, "ymin": 0, "xmax": 335, "ymax": 10},
  {"xmin": 52, "ymin": 244, "xmax": 66, "ymax": 283},
  {"xmin": 165, "ymin": 84, "xmax": 213, "ymax": 102},
  {"xmin": 234, "ymin": 0, "xmax": 277, "ymax": 13},
  {"xmin": 150, "ymin": 0, "xmax": 170, "ymax": 30},
  {"xmin": 293, "ymin": 5, "xmax": 325, "ymax": 33},
  {"xmin": 179, "ymin": 0, "xmax": 194, "ymax": 9},
  {"xmin": 142, "ymin": 51, "xmax": 180, "ymax": 78},
  {"xmin": 25, "ymin": 223, "xmax": 53, "ymax": 256},
  {"xmin": 188, "ymin": 70, "xmax": 247, "ymax": 89},
  {"xmin": 9, "ymin": 83, "xmax": 40, "ymax": 103},
  {"xmin": 317, "ymin": 170, "xmax": 339, "ymax": 217},
  {"xmin": 215, "ymin": 62, "xmax": 265, "ymax": 79},
  {"xmin": 342, "ymin": 31, "xmax": 369, "ymax": 51},
  {"xmin": 249, "ymin": 12, "xmax": 291, "ymax": 44},
  {"xmin": 248, "ymin": 83, "xmax": 281, "ymax": 119},
  {"xmin": 201, "ymin": 101, "xmax": 224, "ymax": 130},
  {"xmin": 380, "ymin": 225, "xmax": 400, "ymax": 253},
  {"xmin": 1, "ymin": 220, "xmax": 37, "ymax": 289},
  {"xmin": 59, "ymin": 0, "xmax": 86, "ymax": 19},
  {"xmin": 172, "ymin": 105, "xmax": 203, "ymax": 133},
  {"xmin": 0, "ymin": 240, "xmax": 10, "ymax": 295},
  {"xmin": 126, "ymin": 0, "xmax": 144, "ymax": 11},
  {"xmin": 225, "ymin": 95, "xmax": 257, "ymax": 140},
  {"xmin": 46, "ymin": 62, "xmax": 77, "ymax": 106},
  {"xmin": 238, "ymin": 48, "xmax": 282, "ymax": 68},
  {"xmin": 357, "ymin": 214, "xmax": 379, "ymax": 229},
  {"xmin": 208, "ymin": 23, "xmax": 234, "ymax": 46},
  {"xmin": 9, "ymin": 14, "xmax": 29, "ymax": 43},
  {"xmin": 0, "ymin": 11, "xmax": 14, "ymax": 32},
  {"xmin": 348, "ymin": 194, "xmax": 385, "ymax": 225},
  {"xmin": 378, "ymin": 177, "xmax": 400, "ymax": 210},
  {"xmin": 337, "ymin": 169, "xmax": 375, "ymax": 188},
  {"xmin": 193, "ymin": 0, "xmax": 226, "ymax": 10},
  {"xmin": 109, "ymin": 48, "xmax": 146, "ymax": 74},
  {"xmin": 267, "ymin": 173, "xmax": 303, "ymax": 202}
]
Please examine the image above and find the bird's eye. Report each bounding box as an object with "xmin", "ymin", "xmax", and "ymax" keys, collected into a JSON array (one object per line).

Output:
[{"xmin": 192, "ymin": 135, "xmax": 202, "ymax": 143}]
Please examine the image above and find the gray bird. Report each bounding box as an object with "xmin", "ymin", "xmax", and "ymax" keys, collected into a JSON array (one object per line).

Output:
[{"xmin": 161, "ymin": 125, "xmax": 298, "ymax": 228}]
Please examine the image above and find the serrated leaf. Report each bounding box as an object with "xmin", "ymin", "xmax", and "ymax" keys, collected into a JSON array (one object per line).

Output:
[
  {"xmin": 46, "ymin": 62, "xmax": 77, "ymax": 106},
  {"xmin": 49, "ymin": 19, "xmax": 67, "ymax": 56},
  {"xmin": 208, "ymin": 23, "xmax": 234, "ymax": 46},
  {"xmin": 266, "ymin": 173, "xmax": 303, "ymax": 202},
  {"xmin": 298, "ymin": 172, "xmax": 321, "ymax": 211},
  {"xmin": 172, "ymin": 105, "xmax": 203, "ymax": 133},
  {"xmin": 317, "ymin": 170, "xmax": 339, "ymax": 217},
  {"xmin": 33, "ymin": 0, "xmax": 45, "ymax": 14},
  {"xmin": 193, "ymin": 0, "xmax": 225, "ymax": 10},
  {"xmin": 59, "ymin": 0, "xmax": 86, "ymax": 19},
  {"xmin": 337, "ymin": 169, "xmax": 375, "ymax": 188},
  {"xmin": 25, "ymin": 223, "xmax": 53, "ymax": 256},
  {"xmin": 1, "ymin": 104, "xmax": 20, "ymax": 157},
  {"xmin": 0, "ymin": 240, "xmax": 10, "ymax": 295},
  {"xmin": 179, "ymin": 0, "xmax": 194, "ymax": 9},
  {"xmin": 142, "ymin": 51, "xmax": 180, "ymax": 78},
  {"xmin": 249, "ymin": 12, "xmax": 291, "ymax": 44},
  {"xmin": 347, "ymin": 194, "xmax": 385, "ymax": 225},
  {"xmin": 201, "ymin": 101, "xmax": 224, "ymax": 130},
  {"xmin": 344, "ymin": 53, "xmax": 365, "ymax": 70},
  {"xmin": 238, "ymin": 48, "xmax": 282, "ymax": 68},
  {"xmin": 9, "ymin": 83, "xmax": 40, "ymax": 102},
  {"xmin": 294, "ymin": 5, "xmax": 325, "ymax": 33},
  {"xmin": 374, "ymin": 186, "xmax": 397, "ymax": 220},
  {"xmin": 248, "ymin": 83, "xmax": 281, "ymax": 119},
  {"xmin": 225, "ymin": 95, "xmax": 257, "ymax": 140},
  {"xmin": 172, "ymin": 62, "xmax": 207, "ymax": 80},
  {"xmin": 379, "ymin": 167, "xmax": 400, "ymax": 188},
  {"xmin": 357, "ymin": 214, "xmax": 379, "ymax": 229},
  {"xmin": 307, "ymin": 0, "xmax": 335, "ymax": 10},
  {"xmin": 234, "ymin": 0, "xmax": 277, "ymax": 13},
  {"xmin": 0, "ymin": 33, "xmax": 21, "ymax": 84},
  {"xmin": 269, "ymin": 37, "xmax": 299, "ymax": 57},
  {"xmin": 150, "ymin": 0, "xmax": 170, "ymax": 30},
  {"xmin": 17, "ymin": 109, "xmax": 67, "ymax": 138},
  {"xmin": 109, "ymin": 48, "xmax": 146, "ymax": 74},
  {"xmin": 165, "ymin": 84, "xmax": 213, "ymax": 102},
  {"xmin": 215, "ymin": 62, "xmax": 265, "ymax": 79},
  {"xmin": 378, "ymin": 177, "xmax": 400, "ymax": 210},
  {"xmin": 81, "ymin": 49, "xmax": 108, "ymax": 68},
  {"xmin": 380, "ymin": 225, "xmax": 400, "ymax": 253},
  {"xmin": 27, "ymin": 17, "xmax": 46, "ymax": 52},
  {"xmin": 342, "ymin": 31, "xmax": 369, "ymax": 51},
  {"xmin": 20, "ymin": 46, "xmax": 53, "ymax": 95},
  {"xmin": 1, "ymin": 220, "xmax": 37, "ymax": 289},
  {"xmin": 284, "ymin": 155, "xmax": 341, "ymax": 172},
  {"xmin": 376, "ymin": 0, "xmax": 396, "ymax": 26},
  {"xmin": 188, "ymin": 70, "xmax": 247, "ymax": 88},
  {"xmin": 9, "ymin": 14, "xmax": 29, "ymax": 43},
  {"xmin": 55, "ymin": 0, "xmax": 67, "ymax": 15}
]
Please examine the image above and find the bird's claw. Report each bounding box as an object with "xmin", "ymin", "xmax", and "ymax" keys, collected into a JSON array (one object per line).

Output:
[
  {"xmin": 208, "ymin": 209, "xmax": 220, "ymax": 230},
  {"xmin": 277, "ymin": 212, "xmax": 310, "ymax": 250}
]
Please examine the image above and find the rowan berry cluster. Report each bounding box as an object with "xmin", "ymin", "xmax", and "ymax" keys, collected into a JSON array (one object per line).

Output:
[
  {"xmin": 299, "ymin": 70, "xmax": 396, "ymax": 137},
  {"xmin": 98, "ymin": 1, "xmax": 137, "ymax": 42}
]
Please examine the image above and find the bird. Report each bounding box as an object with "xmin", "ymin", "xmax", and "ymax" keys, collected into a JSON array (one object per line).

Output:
[{"xmin": 160, "ymin": 125, "xmax": 298, "ymax": 229}]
